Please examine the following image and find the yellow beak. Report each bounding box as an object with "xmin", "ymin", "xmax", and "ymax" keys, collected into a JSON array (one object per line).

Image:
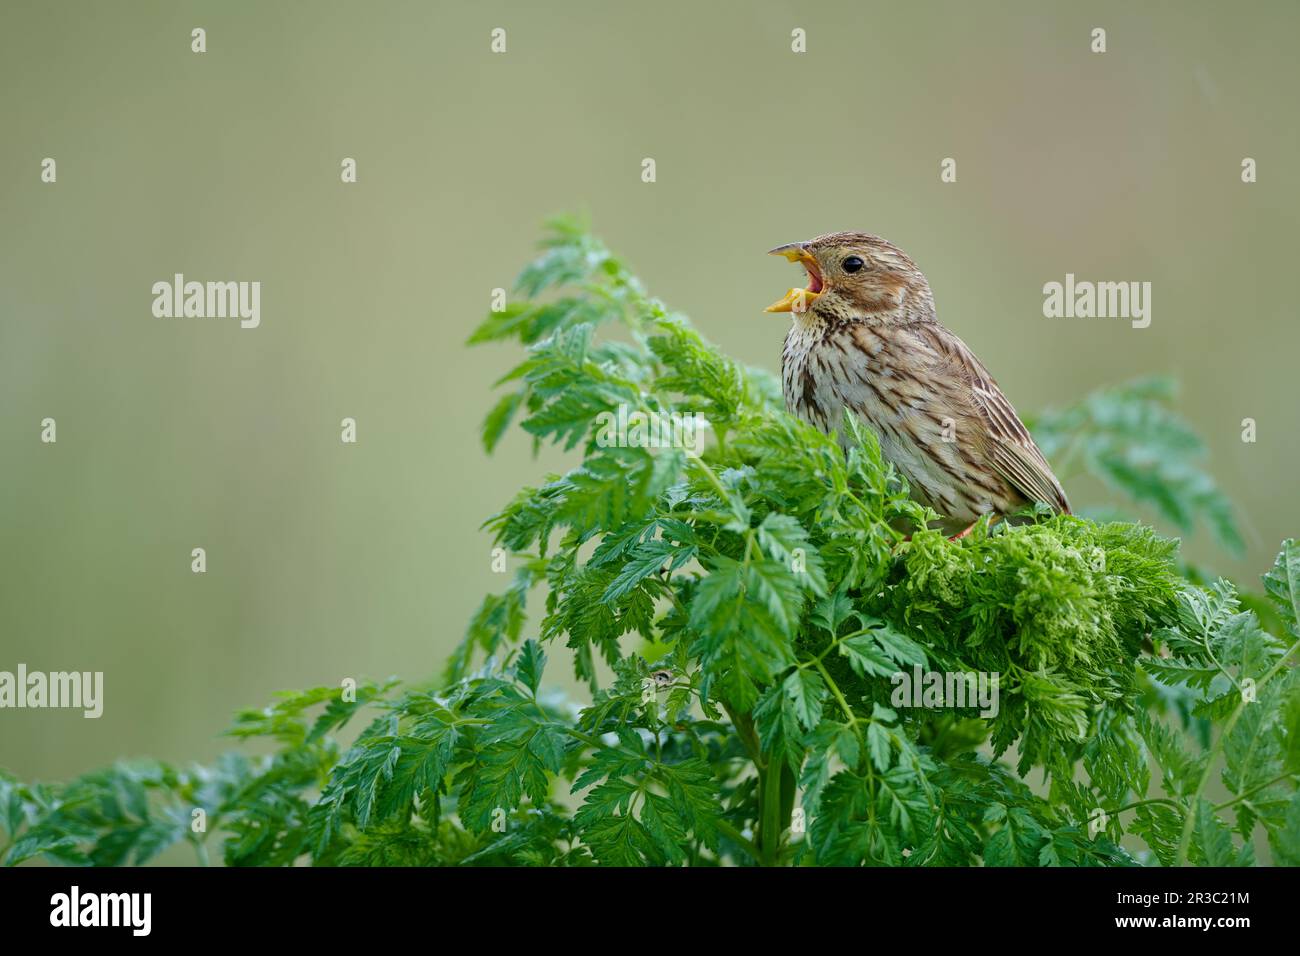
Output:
[
  {"xmin": 765, "ymin": 287, "xmax": 817, "ymax": 313},
  {"xmin": 765, "ymin": 243, "xmax": 822, "ymax": 313}
]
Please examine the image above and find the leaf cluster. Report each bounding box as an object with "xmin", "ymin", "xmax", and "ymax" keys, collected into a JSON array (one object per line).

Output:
[{"xmin": 4, "ymin": 219, "xmax": 1295, "ymax": 867}]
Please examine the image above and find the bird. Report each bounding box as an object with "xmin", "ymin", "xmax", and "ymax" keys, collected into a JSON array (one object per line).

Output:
[{"xmin": 765, "ymin": 231, "xmax": 1070, "ymax": 538}]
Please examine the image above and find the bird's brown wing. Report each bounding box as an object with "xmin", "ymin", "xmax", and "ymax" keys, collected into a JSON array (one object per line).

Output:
[{"xmin": 913, "ymin": 323, "xmax": 1072, "ymax": 515}]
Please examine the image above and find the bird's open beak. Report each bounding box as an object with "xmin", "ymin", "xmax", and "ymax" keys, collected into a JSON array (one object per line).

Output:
[{"xmin": 765, "ymin": 243, "xmax": 823, "ymax": 313}]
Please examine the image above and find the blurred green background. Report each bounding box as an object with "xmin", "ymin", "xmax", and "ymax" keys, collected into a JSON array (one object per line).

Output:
[{"xmin": 2, "ymin": 0, "xmax": 1297, "ymax": 784}]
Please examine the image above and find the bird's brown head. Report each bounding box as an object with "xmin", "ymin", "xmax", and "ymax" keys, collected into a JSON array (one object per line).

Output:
[{"xmin": 765, "ymin": 232, "xmax": 934, "ymax": 324}]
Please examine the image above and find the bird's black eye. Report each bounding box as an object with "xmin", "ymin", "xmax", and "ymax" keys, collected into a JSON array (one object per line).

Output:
[{"xmin": 842, "ymin": 256, "xmax": 865, "ymax": 273}]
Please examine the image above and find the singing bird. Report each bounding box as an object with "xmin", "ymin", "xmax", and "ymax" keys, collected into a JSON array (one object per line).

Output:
[{"xmin": 766, "ymin": 232, "xmax": 1069, "ymax": 537}]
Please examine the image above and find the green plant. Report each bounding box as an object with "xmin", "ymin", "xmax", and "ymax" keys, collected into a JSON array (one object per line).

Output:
[{"xmin": 3, "ymin": 219, "xmax": 1298, "ymax": 867}]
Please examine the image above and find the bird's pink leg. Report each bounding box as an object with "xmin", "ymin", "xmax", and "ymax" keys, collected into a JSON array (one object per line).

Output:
[
  {"xmin": 948, "ymin": 521, "xmax": 979, "ymax": 541},
  {"xmin": 948, "ymin": 515, "xmax": 1004, "ymax": 541},
  {"xmin": 896, "ymin": 517, "xmax": 992, "ymax": 550}
]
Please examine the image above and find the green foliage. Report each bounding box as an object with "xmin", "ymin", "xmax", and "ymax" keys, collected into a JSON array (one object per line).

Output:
[
  {"xmin": 1029, "ymin": 377, "xmax": 1243, "ymax": 554},
  {"xmin": 4, "ymin": 219, "xmax": 1296, "ymax": 867}
]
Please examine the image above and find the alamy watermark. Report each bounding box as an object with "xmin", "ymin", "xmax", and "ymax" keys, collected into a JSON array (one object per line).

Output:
[
  {"xmin": 152, "ymin": 274, "xmax": 260, "ymax": 329},
  {"xmin": 50, "ymin": 886, "xmax": 150, "ymax": 936},
  {"xmin": 1042, "ymin": 274, "xmax": 1150, "ymax": 329},
  {"xmin": 890, "ymin": 667, "xmax": 999, "ymax": 718},
  {"xmin": 594, "ymin": 404, "xmax": 708, "ymax": 457},
  {"xmin": 0, "ymin": 664, "xmax": 103, "ymax": 718}
]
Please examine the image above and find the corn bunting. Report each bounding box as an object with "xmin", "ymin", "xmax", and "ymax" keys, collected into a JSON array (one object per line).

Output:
[{"xmin": 766, "ymin": 232, "xmax": 1069, "ymax": 537}]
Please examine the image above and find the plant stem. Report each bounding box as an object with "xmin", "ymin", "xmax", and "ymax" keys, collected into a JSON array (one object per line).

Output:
[
  {"xmin": 692, "ymin": 455, "xmax": 732, "ymax": 503},
  {"xmin": 1175, "ymin": 631, "xmax": 1300, "ymax": 866},
  {"xmin": 759, "ymin": 760, "xmax": 785, "ymax": 866},
  {"xmin": 714, "ymin": 817, "xmax": 760, "ymax": 863},
  {"xmin": 778, "ymin": 762, "xmax": 798, "ymax": 848},
  {"xmin": 1213, "ymin": 771, "xmax": 1299, "ymax": 812},
  {"xmin": 814, "ymin": 659, "xmax": 858, "ymax": 728},
  {"xmin": 1108, "ymin": 797, "xmax": 1181, "ymax": 816},
  {"xmin": 1176, "ymin": 701, "xmax": 1243, "ymax": 866},
  {"xmin": 722, "ymin": 702, "xmax": 761, "ymax": 764},
  {"xmin": 566, "ymin": 727, "xmax": 622, "ymax": 754}
]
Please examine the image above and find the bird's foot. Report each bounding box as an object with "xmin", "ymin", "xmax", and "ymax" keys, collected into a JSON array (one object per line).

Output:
[{"xmin": 893, "ymin": 517, "xmax": 988, "ymax": 554}]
